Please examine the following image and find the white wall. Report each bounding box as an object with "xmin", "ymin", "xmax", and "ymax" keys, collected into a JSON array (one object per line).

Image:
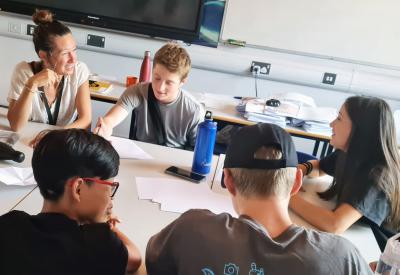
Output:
[
  {"xmin": 222, "ymin": 0, "xmax": 400, "ymax": 68},
  {"xmin": 1, "ymin": 11, "xmax": 400, "ymax": 154}
]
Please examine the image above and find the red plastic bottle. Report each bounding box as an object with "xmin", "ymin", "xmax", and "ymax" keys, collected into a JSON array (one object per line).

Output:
[{"xmin": 139, "ymin": 51, "xmax": 151, "ymax": 83}]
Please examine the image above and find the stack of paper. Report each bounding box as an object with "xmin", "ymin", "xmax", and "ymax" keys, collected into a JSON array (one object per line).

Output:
[
  {"xmin": 237, "ymin": 98, "xmax": 287, "ymax": 127},
  {"xmin": 0, "ymin": 130, "xmax": 20, "ymax": 145},
  {"xmin": 303, "ymin": 121, "xmax": 332, "ymax": 136},
  {"xmin": 0, "ymin": 167, "xmax": 36, "ymax": 186},
  {"xmin": 244, "ymin": 112, "xmax": 287, "ymax": 127},
  {"xmin": 237, "ymin": 96, "xmax": 337, "ymax": 134},
  {"xmin": 135, "ymin": 177, "xmax": 236, "ymax": 216}
]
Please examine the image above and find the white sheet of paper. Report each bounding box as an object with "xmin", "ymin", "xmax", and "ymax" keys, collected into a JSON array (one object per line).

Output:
[
  {"xmin": 109, "ymin": 136, "xmax": 153, "ymax": 159},
  {"xmin": 0, "ymin": 167, "xmax": 36, "ymax": 186},
  {"xmin": 136, "ymin": 177, "xmax": 236, "ymax": 216}
]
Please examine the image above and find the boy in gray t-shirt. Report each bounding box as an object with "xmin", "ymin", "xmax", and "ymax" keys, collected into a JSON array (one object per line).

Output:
[
  {"xmin": 146, "ymin": 123, "xmax": 373, "ymax": 275},
  {"xmin": 94, "ymin": 43, "xmax": 203, "ymax": 148}
]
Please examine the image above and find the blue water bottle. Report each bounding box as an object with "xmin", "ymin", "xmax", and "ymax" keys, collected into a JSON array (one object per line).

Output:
[{"xmin": 192, "ymin": 111, "xmax": 217, "ymax": 175}]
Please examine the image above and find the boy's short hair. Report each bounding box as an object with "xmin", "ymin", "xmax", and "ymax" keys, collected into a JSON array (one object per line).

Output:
[
  {"xmin": 224, "ymin": 123, "xmax": 298, "ymax": 198},
  {"xmin": 32, "ymin": 129, "xmax": 120, "ymax": 201},
  {"xmin": 153, "ymin": 43, "xmax": 191, "ymax": 80}
]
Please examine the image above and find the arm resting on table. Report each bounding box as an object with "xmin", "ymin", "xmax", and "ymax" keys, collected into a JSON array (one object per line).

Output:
[{"xmin": 289, "ymin": 196, "xmax": 362, "ymax": 234}]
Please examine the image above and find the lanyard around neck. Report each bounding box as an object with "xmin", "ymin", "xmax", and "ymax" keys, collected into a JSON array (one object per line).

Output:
[
  {"xmin": 29, "ymin": 61, "xmax": 64, "ymax": 125},
  {"xmin": 39, "ymin": 77, "xmax": 64, "ymax": 125}
]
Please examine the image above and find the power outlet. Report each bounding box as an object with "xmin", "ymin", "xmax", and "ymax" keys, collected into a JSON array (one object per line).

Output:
[
  {"xmin": 87, "ymin": 34, "xmax": 105, "ymax": 48},
  {"xmin": 322, "ymin": 72, "xmax": 336, "ymax": 85},
  {"xmin": 8, "ymin": 22, "xmax": 21, "ymax": 34},
  {"xmin": 27, "ymin": 24, "xmax": 36, "ymax": 36},
  {"xmin": 250, "ymin": 61, "xmax": 271, "ymax": 75}
]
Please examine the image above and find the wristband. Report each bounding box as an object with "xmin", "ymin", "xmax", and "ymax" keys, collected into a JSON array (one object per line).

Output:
[
  {"xmin": 24, "ymin": 84, "xmax": 36, "ymax": 94},
  {"xmin": 301, "ymin": 161, "xmax": 313, "ymax": 175}
]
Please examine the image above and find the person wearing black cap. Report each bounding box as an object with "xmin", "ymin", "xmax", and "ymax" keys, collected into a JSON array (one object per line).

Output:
[{"xmin": 145, "ymin": 123, "xmax": 372, "ymax": 275}]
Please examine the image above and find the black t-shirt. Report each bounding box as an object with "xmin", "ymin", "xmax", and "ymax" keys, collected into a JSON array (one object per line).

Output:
[
  {"xmin": 319, "ymin": 151, "xmax": 391, "ymax": 229},
  {"xmin": 0, "ymin": 210, "xmax": 128, "ymax": 275}
]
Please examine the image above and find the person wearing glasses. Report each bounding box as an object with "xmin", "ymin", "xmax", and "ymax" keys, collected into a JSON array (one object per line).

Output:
[
  {"xmin": 7, "ymin": 9, "xmax": 91, "ymax": 132},
  {"xmin": 0, "ymin": 129, "xmax": 141, "ymax": 275}
]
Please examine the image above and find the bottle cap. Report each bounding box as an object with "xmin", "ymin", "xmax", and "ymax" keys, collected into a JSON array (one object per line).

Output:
[
  {"xmin": 205, "ymin": 111, "xmax": 213, "ymax": 120},
  {"xmin": 381, "ymin": 232, "xmax": 400, "ymax": 269},
  {"xmin": 13, "ymin": 151, "xmax": 25, "ymax": 163},
  {"xmin": 144, "ymin": 51, "xmax": 151, "ymax": 57}
]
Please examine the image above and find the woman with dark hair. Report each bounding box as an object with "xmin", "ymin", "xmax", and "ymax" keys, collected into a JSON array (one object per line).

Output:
[
  {"xmin": 7, "ymin": 9, "xmax": 91, "ymax": 131},
  {"xmin": 290, "ymin": 96, "xmax": 400, "ymax": 250}
]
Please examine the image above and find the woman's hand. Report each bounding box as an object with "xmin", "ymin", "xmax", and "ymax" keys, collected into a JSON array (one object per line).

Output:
[{"xmin": 28, "ymin": 68, "xmax": 61, "ymax": 90}]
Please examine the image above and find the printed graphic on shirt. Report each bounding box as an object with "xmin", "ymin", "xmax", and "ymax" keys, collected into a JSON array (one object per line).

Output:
[
  {"xmin": 202, "ymin": 262, "xmax": 264, "ymax": 275},
  {"xmin": 201, "ymin": 268, "xmax": 215, "ymax": 275},
  {"xmin": 249, "ymin": 263, "xmax": 264, "ymax": 275},
  {"xmin": 224, "ymin": 263, "xmax": 239, "ymax": 275}
]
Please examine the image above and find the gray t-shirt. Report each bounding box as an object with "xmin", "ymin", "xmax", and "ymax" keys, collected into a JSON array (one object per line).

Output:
[
  {"xmin": 146, "ymin": 209, "xmax": 373, "ymax": 275},
  {"xmin": 117, "ymin": 82, "xmax": 204, "ymax": 148}
]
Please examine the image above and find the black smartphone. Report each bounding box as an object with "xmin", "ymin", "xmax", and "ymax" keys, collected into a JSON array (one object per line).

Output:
[{"xmin": 165, "ymin": 166, "xmax": 205, "ymax": 183}]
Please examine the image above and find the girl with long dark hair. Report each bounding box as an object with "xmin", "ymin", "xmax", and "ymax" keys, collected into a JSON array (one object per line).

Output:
[{"xmin": 290, "ymin": 96, "xmax": 400, "ymax": 250}]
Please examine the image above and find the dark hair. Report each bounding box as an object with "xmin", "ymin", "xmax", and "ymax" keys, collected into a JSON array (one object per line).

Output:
[
  {"xmin": 32, "ymin": 9, "xmax": 71, "ymax": 54},
  {"xmin": 319, "ymin": 96, "xmax": 400, "ymax": 230},
  {"xmin": 32, "ymin": 129, "xmax": 120, "ymax": 201}
]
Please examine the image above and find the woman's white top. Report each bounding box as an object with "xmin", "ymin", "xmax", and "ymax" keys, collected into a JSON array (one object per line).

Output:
[{"xmin": 7, "ymin": 61, "xmax": 89, "ymax": 126}]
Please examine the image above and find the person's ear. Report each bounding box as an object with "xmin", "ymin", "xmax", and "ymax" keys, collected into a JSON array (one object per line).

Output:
[
  {"xmin": 38, "ymin": 50, "xmax": 52, "ymax": 68},
  {"xmin": 179, "ymin": 77, "xmax": 187, "ymax": 87},
  {"xmin": 223, "ymin": 168, "xmax": 236, "ymax": 196},
  {"xmin": 38, "ymin": 50, "xmax": 48, "ymax": 62},
  {"xmin": 68, "ymin": 177, "xmax": 83, "ymax": 202},
  {"xmin": 290, "ymin": 168, "xmax": 303, "ymax": 196}
]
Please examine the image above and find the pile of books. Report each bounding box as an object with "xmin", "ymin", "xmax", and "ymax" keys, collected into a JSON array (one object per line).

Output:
[
  {"xmin": 236, "ymin": 94, "xmax": 337, "ymax": 136},
  {"xmin": 89, "ymin": 79, "xmax": 113, "ymax": 94}
]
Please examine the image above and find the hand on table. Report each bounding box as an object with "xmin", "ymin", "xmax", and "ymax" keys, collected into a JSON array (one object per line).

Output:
[
  {"xmin": 28, "ymin": 130, "xmax": 50, "ymax": 148},
  {"xmin": 94, "ymin": 117, "xmax": 112, "ymax": 140}
]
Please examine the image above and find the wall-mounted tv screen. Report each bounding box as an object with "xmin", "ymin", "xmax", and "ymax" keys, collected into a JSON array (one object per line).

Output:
[
  {"xmin": 193, "ymin": 0, "xmax": 225, "ymax": 48},
  {"xmin": 0, "ymin": 0, "xmax": 205, "ymax": 42}
]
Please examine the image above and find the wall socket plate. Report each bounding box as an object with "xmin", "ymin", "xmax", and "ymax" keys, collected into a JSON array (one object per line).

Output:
[
  {"xmin": 8, "ymin": 22, "xmax": 21, "ymax": 34},
  {"xmin": 87, "ymin": 34, "xmax": 105, "ymax": 48},
  {"xmin": 322, "ymin": 72, "xmax": 336, "ymax": 85},
  {"xmin": 251, "ymin": 61, "xmax": 271, "ymax": 75}
]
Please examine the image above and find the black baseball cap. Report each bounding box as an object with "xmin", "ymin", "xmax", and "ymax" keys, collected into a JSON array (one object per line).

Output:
[{"xmin": 224, "ymin": 123, "xmax": 298, "ymax": 169}]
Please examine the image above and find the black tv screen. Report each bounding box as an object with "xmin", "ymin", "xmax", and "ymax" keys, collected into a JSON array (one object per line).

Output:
[{"xmin": 0, "ymin": 0, "xmax": 205, "ymax": 42}]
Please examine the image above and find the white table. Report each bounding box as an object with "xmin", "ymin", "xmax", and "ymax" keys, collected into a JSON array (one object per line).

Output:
[
  {"xmin": 211, "ymin": 156, "xmax": 381, "ymax": 263},
  {"xmin": 0, "ymin": 108, "xmax": 56, "ymax": 214},
  {"xmin": 1, "ymin": 106, "xmax": 380, "ymax": 273}
]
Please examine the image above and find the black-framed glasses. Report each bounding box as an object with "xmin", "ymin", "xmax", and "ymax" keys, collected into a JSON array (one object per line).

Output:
[{"xmin": 82, "ymin": 177, "xmax": 119, "ymax": 198}]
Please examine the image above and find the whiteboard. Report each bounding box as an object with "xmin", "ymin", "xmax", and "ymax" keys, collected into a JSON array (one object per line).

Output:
[{"xmin": 222, "ymin": 0, "xmax": 400, "ymax": 68}]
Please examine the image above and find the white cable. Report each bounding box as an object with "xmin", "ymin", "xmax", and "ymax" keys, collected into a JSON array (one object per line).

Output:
[{"xmin": 252, "ymin": 65, "xmax": 260, "ymax": 98}]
